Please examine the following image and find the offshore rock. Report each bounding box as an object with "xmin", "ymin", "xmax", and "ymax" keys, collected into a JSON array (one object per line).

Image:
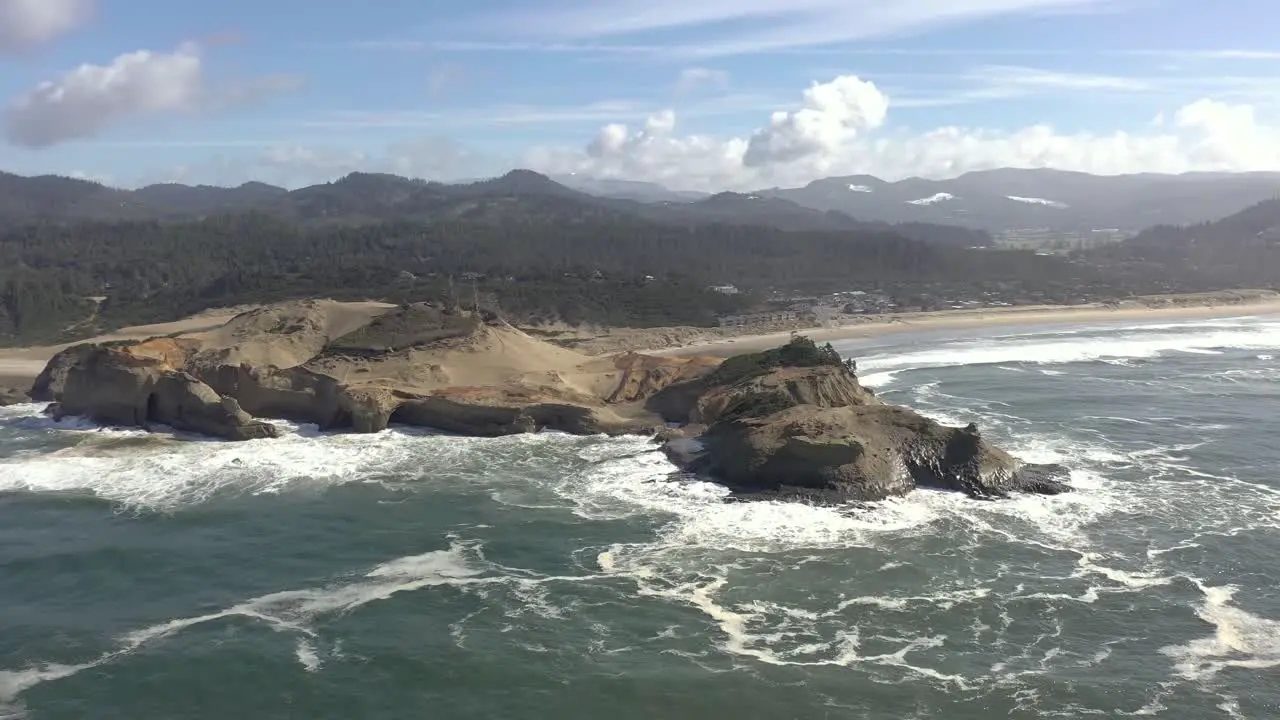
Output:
[{"xmin": 657, "ymin": 337, "xmax": 1070, "ymax": 501}]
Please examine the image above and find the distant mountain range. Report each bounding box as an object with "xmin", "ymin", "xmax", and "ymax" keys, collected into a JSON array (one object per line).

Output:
[
  {"xmin": 558, "ymin": 169, "xmax": 1280, "ymax": 233},
  {"xmin": 3, "ymin": 166, "xmax": 1279, "ymax": 236},
  {"xmin": 0, "ymin": 169, "xmax": 989, "ymax": 248},
  {"xmin": 753, "ymin": 169, "xmax": 1280, "ymax": 233}
]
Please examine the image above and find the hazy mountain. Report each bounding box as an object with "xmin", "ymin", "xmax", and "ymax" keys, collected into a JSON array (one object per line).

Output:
[
  {"xmin": 131, "ymin": 181, "xmax": 289, "ymax": 217},
  {"xmin": 8, "ymin": 166, "xmax": 1277, "ymax": 246},
  {"xmin": 0, "ymin": 171, "xmax": 153, "ymax": 221},
  {"xmin": 756, "ymin": 169, "xmax": 1280, "ymax": 232},
  {"xmin": 552, "ymin": 175, "xmax": 709, "ymax": 202},
  {"xmin": 0, "ymin": 169, "xmax": 986, "ymax": 247}
]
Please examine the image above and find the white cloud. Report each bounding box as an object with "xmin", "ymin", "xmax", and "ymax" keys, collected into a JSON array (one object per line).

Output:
[
  {"xmin": 473, "ymin": 0, "xmax": 1118, "ymax": 57},
  {"xmin": 675, "ymin": 67, "xmax": 729, "ymax": 94},
  {"xmin": 0, "ymin": 0, "xmax": 91, "ymax": 53},
  {"xmin": 4, "ymin": 44, "xmax": 299, "ymax": 147},
  {"xmin": 743, "ymin": 75, "xmax": 887, "ymax": 166},
  {"xmin": 971, "ymin": 65, "xmax": 1148, "ymax": 91},
  {"xmin": 523, "ymin": 74, "xmax": 1280, "ymax": 190},
  {"xmin": 6, "ymin": 45, "xmax": 204, "ymax": 147}
]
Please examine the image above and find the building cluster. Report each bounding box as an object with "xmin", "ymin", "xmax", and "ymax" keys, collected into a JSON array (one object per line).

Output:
[{"xmin": 716, "ymin": 310, "xmax": 798, "ymax": 328}]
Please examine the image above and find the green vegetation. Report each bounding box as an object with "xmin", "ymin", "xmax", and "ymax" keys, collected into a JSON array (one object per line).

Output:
[
  {"xmin": 1, "ymin": 168, "xmax": 1274, "ymax": 346},
  {"xmin": 0, "ymin": 205, "xmax": 1096, "ymax": 345},
  {"xmin": 712, "ymin": 336, "xmax": 847, "ymax": 385},
  {"xmin": 324, "ymin": 304, "xmax": 481, "ymax": 356}
]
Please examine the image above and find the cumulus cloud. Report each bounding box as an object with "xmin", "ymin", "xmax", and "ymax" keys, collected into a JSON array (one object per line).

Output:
[
  {"xmin": 6, "ymin": 45, "xmax": 203, "ymax": 147},
  {"xmin": 531, "ymin": 108, "xmax": 747, "ymax": 189},
  {"xmin": 0, "ymin": 0, "xmax": 91, "ymax": 53},
  {"xmin": 524, "ymin": 74, "xmax": 1280, "ymax": 190},
  {"xmin": 4, "ymin": 44, "xmax": 299, "ymax": 147},
  {"xmin": 743, "ymin": 75, "xmax": 887, "ymax": 167}
]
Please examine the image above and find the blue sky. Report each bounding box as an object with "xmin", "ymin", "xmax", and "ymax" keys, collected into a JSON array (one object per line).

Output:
[{"xmin": 1, "ymin": 0, "xmax": 1278, "ymax": 189}]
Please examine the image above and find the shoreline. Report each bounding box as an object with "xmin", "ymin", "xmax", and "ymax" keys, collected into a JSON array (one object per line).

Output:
[
  {"xmin": 651, "ymin": 298, "xmax": 1280, "ymax": 358},
  {"xmin": 3, "ymin": 293, "xmax": 1280, "ymax": 387}
]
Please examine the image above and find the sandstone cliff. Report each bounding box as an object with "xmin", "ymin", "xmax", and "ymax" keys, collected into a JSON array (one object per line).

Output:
[
  {"xmin": 29, "ymin": 300, "xmax": 712, "ymax": 440},
  {"xmin": 30, "ymin": 340, "xmax": 277, "ymax": 441}
]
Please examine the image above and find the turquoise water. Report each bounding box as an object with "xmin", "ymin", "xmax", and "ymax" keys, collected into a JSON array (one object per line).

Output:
[{"xmin": 2, "ymin": 316, "xmax": 1279, "ymax": 719}]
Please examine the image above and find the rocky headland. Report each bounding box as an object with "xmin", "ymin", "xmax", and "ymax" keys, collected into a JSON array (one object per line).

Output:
[{"xmin": 26, "ymin": 300, "xmax": 1069, "ymax": 502}]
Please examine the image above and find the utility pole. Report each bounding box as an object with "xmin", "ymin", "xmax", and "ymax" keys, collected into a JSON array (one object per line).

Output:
[{"xmin": 472, "ymin": 277, "xmax": 479, "ymax": 315}]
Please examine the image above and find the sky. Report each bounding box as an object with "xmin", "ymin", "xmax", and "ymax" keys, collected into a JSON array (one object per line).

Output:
[{"xmin": 1, "ymin": 0, "xmax": 1279, "ymax": 191}]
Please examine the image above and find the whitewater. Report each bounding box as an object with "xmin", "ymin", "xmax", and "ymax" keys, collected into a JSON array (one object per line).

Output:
[{"xmin": 1, "ymin": 315, "xmax": 1279, "ymax": 718}]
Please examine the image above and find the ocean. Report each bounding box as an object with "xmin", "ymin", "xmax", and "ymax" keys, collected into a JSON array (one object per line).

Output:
[{"xmin": 1, "ymin": 315, "xmax": 1279, "ymax": 719}]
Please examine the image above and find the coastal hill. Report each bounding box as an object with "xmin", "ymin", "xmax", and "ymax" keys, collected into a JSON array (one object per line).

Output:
[
  {"xmin": 1083, "ymin": 198, "xmax": 1280, "ymax": 289},
  {"xmin": 2, "ymin": 167, "xmax": 1278, "ymax": 350},
  {"xmin": 0, "ymin": 172, "xmax": 1100, "ymax": 347},
  {"xmin": 26, "ymin": 300, "xmax": 1069, "ymax": 502}
]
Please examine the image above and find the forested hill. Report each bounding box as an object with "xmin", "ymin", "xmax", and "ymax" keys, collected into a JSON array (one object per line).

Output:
[
  {"xmin": 5, "ymin": 169, "xmax": 1275, "ymax": 346},
  {"xmin": 0, "ymin": 209, "xmax": 1101, "ymax": 345},
  {"xmin": 1081, "ymin": 198, "xmax": 1280, "ymax": 288},
  {"xmin": 0, "ymin": 169, "xmax": 991, "ymax": 248}
]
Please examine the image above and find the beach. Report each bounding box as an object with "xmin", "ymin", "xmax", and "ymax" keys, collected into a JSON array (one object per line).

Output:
[{"xmin": 652, "ymin": 297, "xmax": 1280, "ymax": 357}]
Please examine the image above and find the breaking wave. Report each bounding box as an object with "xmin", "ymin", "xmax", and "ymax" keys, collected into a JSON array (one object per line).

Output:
[{"xmin": 849, "ymin": 316, "xmax": 1280, "ymax": 387}]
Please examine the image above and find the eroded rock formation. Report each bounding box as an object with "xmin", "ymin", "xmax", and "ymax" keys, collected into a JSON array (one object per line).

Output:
[
  {"xmin": 28, "ymin": 303, "xmax": 1070, "ymax": 503},
  {"xmin": 31, "ymin": 341, "xmax": 277, "ymax": 441},
  {"xmin": 655, "ymin": 337, "xmax": 1070, "ymax": 501}
]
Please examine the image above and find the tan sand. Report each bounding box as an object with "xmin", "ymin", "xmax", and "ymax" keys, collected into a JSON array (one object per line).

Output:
[{"xmin": 0, "ymin": 307, "xmax": 255, "ymax": 387}]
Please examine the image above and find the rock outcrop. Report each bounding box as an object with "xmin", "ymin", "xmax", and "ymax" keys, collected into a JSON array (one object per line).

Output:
[
  {"xmin": 657, "ymin": 337, "xmax": 1070, "ymax": 502},
  {"xmin": 32, "ymin": 342, "xmax": 278, "ymax": 441}
]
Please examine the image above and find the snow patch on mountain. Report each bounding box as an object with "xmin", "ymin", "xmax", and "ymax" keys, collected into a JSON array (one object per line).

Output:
[
  {"xmin": 906, "ymin": 192, "xmax": 955, "ymax": 206},
  {"xmin": 848, "ymin": 184, "xmax": 873, "ymax": 192},
  {"xmin": 1006, "ymin": 195, "xmax": 1068, "ymax": 209}
]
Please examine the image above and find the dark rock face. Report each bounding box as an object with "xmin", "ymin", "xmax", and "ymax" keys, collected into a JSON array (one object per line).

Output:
[
  {"xmin": 658, "ymin": 340, "xmax": 1070, "ymax": 502},
  {"xmin": 391, "ymin": 396, "xmax": 625, "ymax": 437},
  {"xmin": 34, "ymin": 343, "xmax": 278, "ymax": 441}
]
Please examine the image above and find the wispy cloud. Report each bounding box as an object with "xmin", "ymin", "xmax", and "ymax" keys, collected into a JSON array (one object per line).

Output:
[
  {"xmin": 427, "ymin": 63, "xmax": 469, "ymax": 99},
  {"xmin": 457, "ymin": 0, "xmax": 1121, "ymax": 57},
  {"xmin": 1126, "ymin": 49, "xmax": 1280, "ymax": 60},
  {"xmin": 301, "ymin": 93, "xmax": 783, "ymax": 130},
  {"xmin": 675, "ymin": 67, "xmax": 730, "ymax": 94},
  {"xmin": 350, "ymin": 39, "xmax": 670, "ymax": 56},
  {"xmin": 874, "ymin": 64, "xmax": 1280, "ymax": 109},
  {"xmin": 972, "ymin": 64, "xmax": 1149, "ymax": 90}
]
